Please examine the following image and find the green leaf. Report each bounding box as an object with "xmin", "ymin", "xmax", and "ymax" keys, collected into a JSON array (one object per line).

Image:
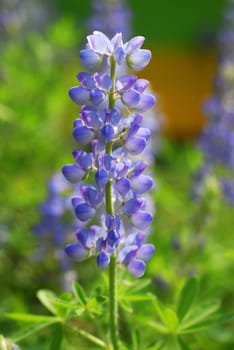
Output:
[
  {"xmin": 121, "ymin": 294, "xmax": 153, "ymax": 302},
  {"xmin": 37, "ymin": 290, "xmax": 58, "ymax": 315},
  {"xmin": 148, "ymin": 321, "xmax": 170, "ymax": 334},
  {"xmin": 180, "ymin": 312, "xmax": 234, "ymax": 334},
  {"xmin": 119, "ymin": 299, "xmax": 133, "ymax": 313},
  {"xmin": 72, "ymin": 282, "xmax": 87, "ymax": 304},
  {"xmin": 5, "ymin": 313, "xmax": 58, "ymax": 323},
  {"xmin": 180, "ymin": 298, "xmax": 221, "ymax": 330},
  {"xmin": 124, "ymin": 278, "xmax": 151, "ymax": 295},
  {"xmin": 49, "ymin": 323, "xmax": 63, "ymax": 350},
  {"xmin": 150, "ymin": 294, "xmax": 168, "ymax": 325},
  {"xmin": 11, "ymin": 320, "xmax": 58, "ymax": 342},
  {"xmin": 132, "ymin": 328, "xmax": 141, "ymax": 350},
  {"xmin": 163, "ymin": 308, "xmax": 179, "ymax": 333},
  {"xmin": 177, "ymin": 278, "xmax": 198, "ymax": 322}
]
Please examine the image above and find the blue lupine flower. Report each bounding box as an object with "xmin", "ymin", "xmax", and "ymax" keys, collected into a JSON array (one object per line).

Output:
[
  {"xmin": 63, "ymin": 32, "xmax": 156, "ymax": 277},
  {"xmin": 193, "ymin": 0, "xmax": 234, "ymax": 206}
]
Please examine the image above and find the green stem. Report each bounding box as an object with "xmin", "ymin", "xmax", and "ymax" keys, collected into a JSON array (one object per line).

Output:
[
  {"xmin": 105, "ymin": 55, "xmax": 120, "ymax": 350},
  {"xmin": 67, "ymin": 324, "xmax": 106, "ymax": 348},
  {"xmin": 109, "ymin": 255, "xmax": 120, "ymax": 350}
]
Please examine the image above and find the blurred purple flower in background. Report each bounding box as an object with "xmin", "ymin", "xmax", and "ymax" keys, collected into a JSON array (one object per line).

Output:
[
  {"xmin": 33, "ymin": 172, "xmax": 77, "ymax": 289},
  {"xmin": 88, "ymin": 0, "xmax": 132, "ymax": 40},
  {"xmin": 193, "ymin": 0, "xmax": 234, "ymax": 205}
]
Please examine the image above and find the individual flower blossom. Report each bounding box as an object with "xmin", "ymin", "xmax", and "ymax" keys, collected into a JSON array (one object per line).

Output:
[
  {"xmin": 63, "ymin": 32, "xmax": 156, "ymax": 278},
  {"xmin": 80, "ymin": 31, "xmax": 152, "ymax": 73}
]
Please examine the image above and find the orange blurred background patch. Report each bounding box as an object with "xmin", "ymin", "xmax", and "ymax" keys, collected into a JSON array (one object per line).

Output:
[{"xmin": 143, "ymin": 49, "xmax": 217, "ymax": 139}]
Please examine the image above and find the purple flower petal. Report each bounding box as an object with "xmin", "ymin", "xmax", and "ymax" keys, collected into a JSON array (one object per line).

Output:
[
  {"xmin": 118, "ymin": 245, "xmax": 138, "ymax": 264},
  {"xmin": 71, "ymin": 197, "xmax": 83, "ymax": 209},
  {"xmin": 125, "ymin": 36, "xmax": 145, "ymax": 54},
  {"xmin": 116, "ymin": 75, "xmax": 138, "ymax": 91},
  {"xmin": 73, "ymin": 150, "xmax": 93, "ymax": 169},
  {"xmin": 69, "ymin": 86, "xmax": 90, "ymax": 105},
  {"xmin": 136, "ymin": 244, "xmax": 155, "ymax": 261},
  {"xmin": 127, "ymin": 259, "xmax": 146, "ymax": 278},
  {"xmin": 122, "ymin": 90, "xmax": 140, "ymax": 108},
  {"xmin": 65, "ymin": 243, "xmax": 88, "ymax": 262},
  {"xmin": 73, "ymin": 119, "xmax": 83, "ymax": 128},
  {"xmin": 126, "ymin": 114, "xmax": 143, "ymax": 141},
  {"xmin": 135, "ymin": 93, "xmax": 156, "ymax": 112},
  {"xmin": 116, "ymin": 177, "xmax": 131, "ymax": 196},
  {"xmin": 122, "ymin": 198, "xmax": 142, "ymax": 215},
  {"xmin": 127, "ymin": 49, "xmax": 152, "ymax": 71},
  {"xmin": 77, "ymin": 72, "xmax": 95, "ymax": 89},
  {"xmin": 137, "ymin": 127, "xmax": 151, "ymax": 141},
  {"xmin": 107, "ymin": 230, "xmax": 120, "ymax": 247},
  {"xmin": 101, "ymin": 124, "xmax": 115, "ymax": 143},
  {"xmin": 134, "ymin": 79, "xmax": 149, "ymax": 92},
  {"xmin": 80, "ymin": 49, "xmax": 101, "ymax": 69},
  {"xmin": 76, "ymin": 229, "xmax": 96, "ymax": 249},
  {"xmin": 125, "ymin": 136, "xmax": 147, "ymax": 155},
  {"xmin": 131, "ymin": 232, "xmax": 145, "ymax": 247},
  {"xmin": 87, "ymin": 31, "xmax": 110, "ymax": 54},
  {"xmin": 131, "ymin": 211, "xmax": 153, "ymax": 229},
  {"xmin": 97, "ymin": 251, "xmax": 110, "ymax": 269},
  {"xmin": 94, "ymin": 72, "xmax": 112, "ymax": 90},
  {"xmin": 95, "ymin": 169, "xmax": 109, "ymax": 188},
  {"xmin": 131, "ymin": 161, "xmax": 148, "ymax": 177},
  {"xmin": 110, "ymin": 108, "xmax": 122, "ymax": 125},
  {"xmin": 62, "ymin": 164, "xmax": 85, "ymax": 183},
  {"xmin": 81, "ymin": 185, "xmax": 103, "ymax": 206},
  {"xmin": 80, "ymin": 106, "xmax": 102, "ymax": 128},
  {"xmin": 111, "ymin": 33, "xmax": 125, "ymax": 64},
  {"xmin": 131, "ymin": 175, "xmax": 153, "ymax": 194},
  {"xmin": 114, "ymin": 46, "xmax": 125, "ymax": 65},
  {"xmin": 75, "ymin": 203, "xmax": 95, "ymax": 221},
  {"xmin": 90, "ymin": 88, "xmax": 106, "ymax": 105},
  {"xmin": 73, "ymin": 126, "xmax": 94, "ymax": 145}
]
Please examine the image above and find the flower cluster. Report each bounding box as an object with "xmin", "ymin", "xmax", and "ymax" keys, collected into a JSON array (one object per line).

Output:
[
  {"xmin": 193, "ymin": 0, "xmax": 234, "ymax": 205},
  {"xmin": 87, "ymin": 0, "xmax": 161, "ymax": 163},
  {"xmin": 63, "ymin": 31, "xmax": 156, "ymax": 277}
]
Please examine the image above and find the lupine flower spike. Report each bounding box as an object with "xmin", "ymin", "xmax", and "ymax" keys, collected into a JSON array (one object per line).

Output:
[
  {"xmin": 192, "ymin": 0, "xmax": 234, "ymax": 206},
  {"xmin": 63, "ymin": 31, "xmax": 156, "ymax": 278}
]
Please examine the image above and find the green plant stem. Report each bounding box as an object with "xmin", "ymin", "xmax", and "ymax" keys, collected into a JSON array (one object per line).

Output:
[
  {"xmin": 109, "ymin": 255, "xmax": 120, "ymax": 350},
  {"xmin": 105, "ymin": 56, "xmax": 120, "ymax": 350},
  {"xmin": 67, "ymin": 324, "xmax": 106, "ymax": 348}
]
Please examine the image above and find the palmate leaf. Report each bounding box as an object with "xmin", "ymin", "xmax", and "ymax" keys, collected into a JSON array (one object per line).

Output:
[
  {"xmin": 124, "ymin": 278, "xmax": 151, "ymax": 295},
  {"xmin": 179, "ymin": 298, "xmax": 221, "ymax": 330},
  {"xmin": 179, "ymin": 312, "xmax": 234, "ymax": 334},
  {"xmin": 150, "ymin": 294, "xmax": 168, "ymax": 325},
  {"xmin": 176, "ymin": 278, "xmax": 199, "ymax": 322},
  {"xmin": 10, "ymin": 319, "xmax": 59, "ymax": 342}
]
